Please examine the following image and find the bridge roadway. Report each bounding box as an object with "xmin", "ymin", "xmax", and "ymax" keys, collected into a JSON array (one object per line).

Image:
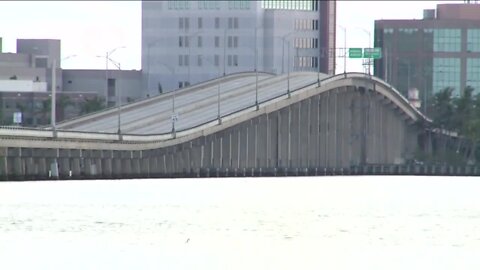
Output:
[
  {"xmin": 56, "ymin": 71, "xmax": 329, "ymax": 134},
  {"xmin": 0, "ymin": 72, "xmax": 437, "ymax": 180}
]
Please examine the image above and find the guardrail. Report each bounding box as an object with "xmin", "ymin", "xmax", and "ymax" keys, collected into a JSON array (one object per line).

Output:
[{"xmin": 0, "ymin": 72, "xmax": 432, "ymax": 144}]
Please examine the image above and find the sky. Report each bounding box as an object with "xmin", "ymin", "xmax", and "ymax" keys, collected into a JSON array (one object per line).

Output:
[{"xmin": 0, "ymin": 0, "xmax": 463, "ymax": 73}]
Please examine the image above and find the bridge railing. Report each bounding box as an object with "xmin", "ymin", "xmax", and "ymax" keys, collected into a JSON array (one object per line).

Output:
[{"xmin": 0, "ymin": 72, "xmax": 431, "ymax": 143}]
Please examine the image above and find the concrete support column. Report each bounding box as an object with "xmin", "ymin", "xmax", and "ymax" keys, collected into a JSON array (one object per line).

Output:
[
  {"xmin": 102, "ymin": 158, "xmax": 113, "ymax": 178},
  {"xmin": 12, "ymin": 157, "xmax": 24, "ymax": 178},
  {"xmin": 58, "ymin": 157, "xmax": 70, "ymax": 178},
  {"xmin": 131, "ymin": 158, "xmax": 141, "ymax": 177}
]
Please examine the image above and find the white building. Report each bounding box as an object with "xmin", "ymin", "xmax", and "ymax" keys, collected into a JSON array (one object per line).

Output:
[{"xmin": 142, "ymin": 0, "xmax": 336, "ymax": 96}]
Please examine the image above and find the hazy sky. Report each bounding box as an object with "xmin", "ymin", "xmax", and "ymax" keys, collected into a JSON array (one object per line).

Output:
[{"xmin": 0, "ymin": 1, "xmax": 461, "ymax": 73}]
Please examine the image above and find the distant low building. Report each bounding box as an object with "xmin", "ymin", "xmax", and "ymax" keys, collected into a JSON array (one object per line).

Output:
[
  {"xmin": 0, "ymin": 39, "xmax": 143, "ymax": 127},
  {"xmin": 62, "ymin": 69, "xmax": 143, "ymax": 108}
]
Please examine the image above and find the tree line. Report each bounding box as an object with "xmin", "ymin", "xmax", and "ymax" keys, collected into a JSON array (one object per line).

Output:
[{"xmin": 425, "ymin": 86, "xmax": 480, "ymax": 165}]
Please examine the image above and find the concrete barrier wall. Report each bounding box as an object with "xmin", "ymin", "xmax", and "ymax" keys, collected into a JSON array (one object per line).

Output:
[{"xmin": 0, "ymin": 81, "xmax": 428, "ymax": 180}]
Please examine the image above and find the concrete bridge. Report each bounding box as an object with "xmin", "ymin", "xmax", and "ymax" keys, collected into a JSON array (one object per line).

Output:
[{"xmin": 0, "ymin": 72, "xmax": 434, "ymax": 180}]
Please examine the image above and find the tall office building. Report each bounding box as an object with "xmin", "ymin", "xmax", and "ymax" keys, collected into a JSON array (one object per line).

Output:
[
  {"xmin": 374, "ymin": 3, "xmax": 480, "ymax": 113},
  {"xmin": 142, "ymin": 0, "xmax": 336, "ymax": 96}
]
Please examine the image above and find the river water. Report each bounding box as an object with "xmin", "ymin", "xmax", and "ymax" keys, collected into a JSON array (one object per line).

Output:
[{"xmin": 0, "ymin": 176, "xmax": 479, "ymax": 270}]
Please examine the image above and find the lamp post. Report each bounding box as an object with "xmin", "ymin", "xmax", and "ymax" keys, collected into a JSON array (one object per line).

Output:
[
  {"xmin": 97, "ymin": 51, "xmax": 124, "ymax": 135},
  {"xmin": 102, "ymin": 46, "xmax": 126, "ymax": 107},
  {"xmin": 146, "ymin": 39, "xmax": 164, "ymax": 96},
  {"xmin": 337, "ymin": 24, "xmax": 347, "ymax": 74},
  {"xmin": 223, "ymin": 28, "xmax": 228, "ymax": 76},
  {"xmin": 153, "ymin": 63, "xmax": 176, "ymax": 136},
  {"xmin": 51, "ymin": 54, "xmax": 77, "ymax": 137},
  {"xmin": 357, "ymin": 27, "xmax": 372, "ymax": 75},
  {"xmin": 201, "ymin": 55, "xmax": 222, "ymax": 124},
  {"xmin": 281, "ymin": 32, "xmax": 296, "ymax": 98},
  {"xmin": 187, "ymin": 31, "xmax": 202, "ymax": 86}
]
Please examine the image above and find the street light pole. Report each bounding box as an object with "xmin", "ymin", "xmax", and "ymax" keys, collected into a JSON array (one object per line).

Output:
[
  {"xmin": 338, "ymin": 24, "xmax": 347, "ymax": 74},
  {"xmin": 117, "ymin": 63, "xmax": 122, "ymax": 135},
  {"xmin": 102, "ymin": 46, "xmax": 126, "ymax": 107},
  {"xmin": 254, "ymin": 27, "xmax": 259, "ymax": 110},
  {"xmin": 51, "ymin": 59, "xmax": 56, "ymax": 136},
  {"xmin": 51, "ymin": 54, "xmax": 77, "ymax": 137},
  {"xmin": 187, "ymin": 31, "xmax": 202, "ymax": 86},
  {"xmin": 357, "ymin": 27, "xmax": 372, "ymax": 75},
  {"xmin": 287, "ymin": 40, "xmax": 291, "ymax": 98},
  {"xmin": 223, "ymin": 28, "xmax": 227, "ymax": 76}
]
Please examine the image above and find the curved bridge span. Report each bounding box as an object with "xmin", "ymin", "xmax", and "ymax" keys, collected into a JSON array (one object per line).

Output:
[{"xmin": 0, "ymin": 72, "xmax": 431, "ymax": 180}]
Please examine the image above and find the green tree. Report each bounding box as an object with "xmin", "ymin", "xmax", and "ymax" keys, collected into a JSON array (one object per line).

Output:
[
  {"xmin": 431, "ymin": 87, "xmax": 455, "ymax": 130},
  {"xmin": 80, "ymin": 96, "xmax": 105, "ymax": 115},
  {"xmin": 56, "ymin": 95, "xmax": 74, "ymax": 121}
]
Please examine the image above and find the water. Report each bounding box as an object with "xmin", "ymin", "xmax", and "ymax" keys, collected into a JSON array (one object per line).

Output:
[{"xmin": 1, "ymin": 176, "xmax": 479, "ymax": 270}]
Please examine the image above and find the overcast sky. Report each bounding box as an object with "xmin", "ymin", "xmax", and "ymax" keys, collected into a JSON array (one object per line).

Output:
[{"xmin": 0, "ymin": 1, "xmax": 461, "ymax": 73}]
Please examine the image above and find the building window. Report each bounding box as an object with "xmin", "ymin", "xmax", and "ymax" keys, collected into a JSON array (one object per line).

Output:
[
  {"xmin": 228, "ymin": 36, "xmax": 233, "ymax": 48},
  {"xmin": 198, "ymin": 17, "xmax": 203, "ymax": 29},
  {"xmin": 214, "ymin": 36, "xmax": 220, "ymax": 48},
  {"xmin": 179, "ymin": 81, "xmax": 183, "ymax": 88},
  {"xmin": 434, "ymin": 28, "xmax": 461, "ymax": 52},
  {"xmin": 214, "ymin": 55, "xmax": 219, "ymax": 66},
  {"xmin": 185, "ymin": 36, "xmax": 189, "ymax": 47},
  {"xmin": 467, "ymin": 29, "xmax": 480, "ymax": 52},
  {"xmin": 185, "ymin": 18, "xmax": 190, "ymax": 30},
  {"xmin": 179, "ymin": 17, "xmax": 184, "ymax": 29},
  {"xmin": 215, "ymin": 17, "xmax": 220, "ymax": 29},
  {"xmin": 233, "ymin": 36, "xmax": 238, "ymax": 48},
  {"xmin": 228, "ymin": 55, "xmax": 232, "ymax": 66},
  {"xmin": 178, "ymin": 55, "xmax": 183, "ymax": 66},
  {"xmin": 228, "ymin": 17, "xmax": 233, "ymax": 29},
  {"xmin": 234, "ymin": 17, "xmax": 239, "ymax": 29},
  {"xmin": 467, "ymin": 58, "xmax": 480, "ymax": 93},
  {"xmin": 197, "ymin": 36, "xmax": 202, "ymax": 47},
  {"xmin": 433, "ymin": 57, "xmax": 461, "ymax": 95},
  {"xmin": 233, "ymin": 55, "xmax": 238, "ymax": 66},
  {"xmin": 179, "ymin": 36, "xmax": 183, "ymax": 47},
  {"xmin": 184, "ymin": 55, "xmax": 189, "ymax": 66},
  {"xmin": 197, "ymin": 55, "xmax": 202, "ymax": 66},
  {"xmin": 108, "ymin": 78, "xmax": 116, "ymax": 97}
]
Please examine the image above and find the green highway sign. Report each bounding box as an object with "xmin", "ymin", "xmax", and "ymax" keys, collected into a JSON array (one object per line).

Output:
[
  {"xmin": 363, "ymin": 47, "xmax": 382, "ymax": 59},
  {"xmin": 348, "ymin": 48, "xmax": 363, "ymax": 58}
]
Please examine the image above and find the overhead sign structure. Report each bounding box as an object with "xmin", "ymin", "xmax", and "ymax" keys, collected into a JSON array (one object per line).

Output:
[
  {"xmin": 363, "ymin": 48, "xmax": 382, "ymax": 59},
  {"xmin": 348, "ymin": 48, "xmax": 383, "ymax": 59},
  {"xmin": 348, "ymin": 48, "xmax": 363, "ymax": 58}
]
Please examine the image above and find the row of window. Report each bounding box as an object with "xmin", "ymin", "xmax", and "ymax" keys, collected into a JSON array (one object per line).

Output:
[
  {"xmin": 294, "ymin": 56, "xmax": 318, "ymax": 68},
  {"xmin": 384, "ymin": 27, "xmax": 480, "ymax": 53},
  {"xmin": 178, "ymin": 17, "xmax": 239, "ymax": 30},
  {"xmin": 294, "ymin": 19, "xmax": 318, "ymax": 30},
  {"xmin": 293, "ymin": 38, "xmax": 318, "ymax": 49},
  {"xmin": 178, "ymin": 36, "xmax": 239, "ymax": 48},
  {"xmin": 261, "ymin": 0, "xmax": 316, "ymax": 11},
  {"xmin": 169, "ymin": 0, "xmax": 321, "ymax": 11},
  {"xmin": 228, "ymin": 1, "xmax": 250, "ymax": 10},
  {"xmin": 170, "ymin": 1, "xmax": 250, "ymax": 11},
  {"xmin": 177, "ymin": 54, "xmax": 239, "ymax": 67}
]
